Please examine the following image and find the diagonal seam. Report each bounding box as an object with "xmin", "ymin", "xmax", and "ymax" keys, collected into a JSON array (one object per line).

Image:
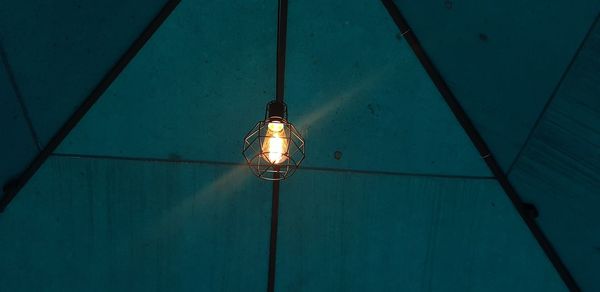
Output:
[
  {"xmin": 0, "ymin": 43, "xmax": 42, "ymax": 150},
  {"xmin": 0, "ymin": 0, "xmax": 182, "ymax": 212},
  {"xmin": 506, "ymin": 13, "xmax": 600, "ymax": 175},
  {"xmin": 380, "ymin": 0, "xmax": 581, "ymax": 291}
]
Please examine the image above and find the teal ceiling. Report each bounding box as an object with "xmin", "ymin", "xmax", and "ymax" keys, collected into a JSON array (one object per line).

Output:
[
  {"xmin": 58, "ymin": 0, "xmax": 279, "ymax": 168},
  {"xmin": 0, "ymin": 157, "xmax": 270, "ymax": 291},
  {"xmin": 393, "ymin": 0, "xmax": 600, "ymax": 171},
  {"xmin": 0, "ymin": 0, "xmax": 168, "ymax": 145},
  {"xmin": 276, "ymin": 170, "xmax": 565, "ymax": 291},
  {"xmin": 1, "ymin": 0, "xmax": 599, "ymax": 291},
  {"xmin": 58, "ymin": 0, "xmax": 489, "ymax": 177},
  {"xmin": 0, "ymin": 52, "xmax": 38, "ymax": 187},
  {"xmin": 389, "ymin": 1, "xmax": 600, "ymax": 290},
  {"xmin": 0, "ymin": 0, "xmax": 169, "ymax": 188},
  {"xmin": 509, "ymin": 18, "xmax": 600, "ymax": 291}
]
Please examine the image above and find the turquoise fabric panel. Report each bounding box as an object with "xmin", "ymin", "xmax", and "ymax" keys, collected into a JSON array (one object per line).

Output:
[
  {"xmin": 0, "ymin": 0, "xmax": 168, "ymax": 145},
  {"xmin": 509, "ymin": 19, "xmax": 600, "ymax": 292},
  {"xmin": 58, "ymin": 0, "xmax": 277, "ymax": 164},
  {"xmin": 0, "ymin": 52, "xmax": 38, "ymax": 189},
  {"xmin": 284, "ymin": 0, "xmax": 488, "ymax": 176},
  {"xmin": 276, "ymin": 170, "xmax": 567, "ymax": 292},
  {"xmin": 392, "ymin": 0, "xmax": 600, "ymax": 170},
  {"xmin": 59, "ymin": 0, "xmax": 489, "ymax": 177},
  {"xmin": 0, "ymin": 157, "xmax": 270, "ymax": 291}
]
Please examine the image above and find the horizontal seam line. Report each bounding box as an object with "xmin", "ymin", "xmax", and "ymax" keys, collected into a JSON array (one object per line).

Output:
[
  {"xmin": 301, "ymin": 166, "xmax": 494, "ymax": 179},
  {"xmin": 52, "ymin": 153, "xmax": 494, "ymax": 180},
  {"xmin": 52, "ymin": 153, "xmax": 245, "ymax": 167}
]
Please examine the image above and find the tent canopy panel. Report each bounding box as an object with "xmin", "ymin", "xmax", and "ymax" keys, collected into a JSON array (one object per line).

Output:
[
  {"xmin": 0, "ymin": 0, "xmax": 169, "ymax": 145},
  {"xmin": 58, "ymin": 0, "xmax": 277, "ymax": 166},
  {"xmin": 0, "ymin": 156, "xmax": 270, "ymax": 292},
  {"xmin": 276, "ymin": 170, "xmax": 567, "ymax": 292},
  {"xmin": 0, "ymin": 0, "xmax": 172, "ymax": 193},
  {"xmin": 0, "ymin": 53, "xmax": 38, "ymax": 188},
  {"xmin": 58, "ymin": 0, "xmax": 489, "ymax": 177},
  {"xmin": 509, "ymin": 18, "xmax": 600, "ymax": 292},
  {"xmin": 284, "ymin": 0, "xmax": 488, "ymax": 176},
  {"xmin": 392, "ymin": 0, "xmax": 600, "ymax": 170}
]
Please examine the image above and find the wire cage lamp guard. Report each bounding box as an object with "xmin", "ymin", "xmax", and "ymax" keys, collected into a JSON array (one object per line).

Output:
[{"xmin": 243, "ymin": 101, "xmax": 305, "ymax": 180}]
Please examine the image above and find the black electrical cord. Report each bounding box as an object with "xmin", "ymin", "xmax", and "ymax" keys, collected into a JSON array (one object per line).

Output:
[
  {"xmin": 267, "ymin": 0, "xmax": 288, "ymax": 290},
  {"xmin": 275, "ymin": 0, "xmax": 288, "ymax": 102}
]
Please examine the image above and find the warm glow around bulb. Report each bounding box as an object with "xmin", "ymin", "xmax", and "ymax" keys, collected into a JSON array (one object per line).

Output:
[{"xmin": 262, "ymin": 122, "xmax": 289, "ymax": 164}]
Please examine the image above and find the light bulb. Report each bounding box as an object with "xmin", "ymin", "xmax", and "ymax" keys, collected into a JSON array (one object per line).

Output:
[{"xmin": 262, "ymin": 121, "xmax": 289, "ymax": 164}]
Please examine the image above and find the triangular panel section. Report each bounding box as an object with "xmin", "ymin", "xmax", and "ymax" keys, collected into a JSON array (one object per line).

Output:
[{"xmin": 59, "ymin": 0, "xmax": 489, "ymax": 178}]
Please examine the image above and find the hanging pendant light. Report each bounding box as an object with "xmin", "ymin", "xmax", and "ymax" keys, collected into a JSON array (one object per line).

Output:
[
  {"xmin": 243, "ymin": 100, "xmax": 305, "ymax": 180},
  {"xmin": 242, "ymin": 0, "xmax": 303, "ymax": 180}
]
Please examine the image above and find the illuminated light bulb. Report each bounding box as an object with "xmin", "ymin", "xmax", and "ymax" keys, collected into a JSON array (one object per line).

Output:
[
  {"xmin": 262, "ymin": 121, "xmax": 289, "ymax": 164},
  {"xmin": 242, "ymin": 100, "xmax": 305, "ymax": 180}
]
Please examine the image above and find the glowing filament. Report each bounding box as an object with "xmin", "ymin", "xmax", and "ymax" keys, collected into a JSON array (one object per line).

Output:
[{"xmin": 262, "ymin": 122, "xmax": 289, "ymax": 164}]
